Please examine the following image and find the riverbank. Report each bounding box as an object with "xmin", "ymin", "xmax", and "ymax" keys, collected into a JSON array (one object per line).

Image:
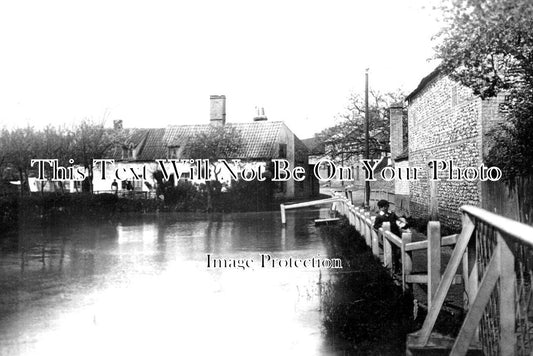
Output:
[
  {"xmin": 0, "ymin": 190, "xmax": 327, "ymax": 235},
  {"xmin": 319, "ymin": 218, "xmax": 416, "ymax": 354}
]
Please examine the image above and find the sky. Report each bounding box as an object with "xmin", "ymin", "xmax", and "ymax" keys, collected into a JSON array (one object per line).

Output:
[{"xmin": 0, "ymin": 0, "xmax": 443, "ymax": 139}]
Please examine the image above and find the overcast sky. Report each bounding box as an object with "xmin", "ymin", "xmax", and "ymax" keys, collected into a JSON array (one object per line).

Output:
[{"xmin": 0, "ymin": 0, "xmax": 443, "ymax": 139}]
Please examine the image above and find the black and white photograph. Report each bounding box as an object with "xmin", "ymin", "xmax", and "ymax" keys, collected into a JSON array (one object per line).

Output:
[{"xmin": 0, "ymin": 0, "xmax": 532, "ymax": 355}]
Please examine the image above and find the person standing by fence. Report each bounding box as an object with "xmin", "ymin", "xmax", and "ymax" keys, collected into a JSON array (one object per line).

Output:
[{"xmin": 373, "ymin": 199, "xmax": 408, "ymax": 273}]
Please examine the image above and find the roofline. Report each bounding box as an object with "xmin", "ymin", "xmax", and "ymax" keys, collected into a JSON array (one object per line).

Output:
[
  {"xmin": 394, "ymin": 155, "xmax": 409, "ymax": 162},
  {"xmin": 166, "ymin": 121, "xmax": 285, "ymax": 128},
  {"xmin": 405, "ymin": 67, "xmax": 442, "ymax": 103}
]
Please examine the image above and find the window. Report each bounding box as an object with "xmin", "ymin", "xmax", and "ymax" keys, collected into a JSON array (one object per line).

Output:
[
  {"xmin": 278, "ymin": 144, "xmax": 287, "ymax": 158},
  {"xmin": 122, "ymin": 146, "xmax": 133, "ymax": 160},
  {"xmin": 168, "ymin": 145, "xmax": 180, "ymax": 159}
]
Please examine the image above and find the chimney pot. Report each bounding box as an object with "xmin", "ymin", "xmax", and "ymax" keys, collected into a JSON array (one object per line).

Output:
[
  {"xmin": 210, "ymin": 95, "xmax": 226, "ymax": 125},
  {"xmin": 253, "ymin": 107, "xmax": 268, "ymax": 121}
]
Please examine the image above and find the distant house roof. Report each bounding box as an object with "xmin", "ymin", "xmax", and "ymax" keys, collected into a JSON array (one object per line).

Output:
[
  {"xmin": 164, "ymin": 121, "xmax": 285, "ymax": 159},
  {"xmin": 111, "ymin": 121, "xmax": 307, "ymax": 162},
  {"xmin": 374, "ymin": 155, "xmax": 390, "ymax": 172},
  {"xmin": 136, "ymin": 128, "xmax": 166, "ymax": 160},
  {"xmin": 394, "ymin": 148, "xmax": 409, "ymax": 162},
  {"xmin": 405, "ymin": 67, "xmax": 441, "ymax": 103},
  {"xmin": 301, "ymin": 137, "xmax": 325, "ymax": 155},
  {"xmin": 106, "ymin": 128, "xmax": 152, "ymax": 160}
]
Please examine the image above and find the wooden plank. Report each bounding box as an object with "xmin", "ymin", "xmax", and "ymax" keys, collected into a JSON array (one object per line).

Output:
[
  {"xmin": 367, "ymin": 216, "xmax": 375, "ymax": 247},
  {"xmin": 451, "ymin": 244, "xmax": 500, "ymax": 355},
  {"xmin": 364, "ymin": 213, "xmax": 371, "ymax": 243},
  {"xmin": 314, "ymin": 218, "xmax": 340, "ymax": 226},
  {"xmin": 462, "ymin": 205, "xmax": 533, "ymax": 246},
  {"xmin": 383, "ymin": 222, "xmax": 392, "ymax": 269},
  {"xmin": 384, "ymin": 231, "xmax": 402, "ymax": 248},
  {"xmin": 406, "ymin": 274, "xmax": 463, "ymax": 285},
  {"xmin": 402, "ymin": 232, "xmax": 413, "ymax": 292},
  {"xmin": 428, "ymin": 221, "xmax": 441, "ymax": 311},
  {"xmin": 416, "ymin": 217, "xmax": 475, "ymax": 346},
  {"xmin": 371, "ymin": 227, "xmax": 380, "ymax": 257},
  {"xmin": 497, "ymin": 232, "xmax": 516, "ymax": 356},
  {"xmin": 284, "ymin": 197, "xmax": 342, "ymax": 210},
  {"xmin": 404, "ymin": 234, "xmax": 457, "ymax": 252},
  {"xmin": 462, "ymin": 249, "xmax": 469, "ymax": 311},
  {"xmin": 442, "ymin": 234, "xmax": 458, "ymax": 246},
  {"xmin": 405, "ymin": 240, "xmax": 427, "ymax": 252}
]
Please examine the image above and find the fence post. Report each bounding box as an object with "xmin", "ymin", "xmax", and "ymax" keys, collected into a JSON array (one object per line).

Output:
[
  {"xmin": 368, "ymin": 216, "xmax": 375, "ymax": 247},
  {"xmin": 280, "ymin": 204, "xmax": 286, "ymax": 224},
  {"xmin": 364, "ymin": 211, "xmax": 371, "ymax": 243},
  {"xmin": 383, "ymin": 222, "xmax": 392, "ymax": 269},
  {"xmin": 427, "ymin": 221, "xmax": 441, "ymax": 311},
  {"xmin": 401, "ymin": 231, "xmax": 413, "ymax": 292},
  {"xmin": 371, "ymin": 218, "xmax": 380, "ymax": 257}
]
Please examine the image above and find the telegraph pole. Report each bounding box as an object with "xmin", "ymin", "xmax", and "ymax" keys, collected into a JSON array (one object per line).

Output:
[{"xmin": 364, "ymin": 69, "xmax": 370, "ymax": 207}]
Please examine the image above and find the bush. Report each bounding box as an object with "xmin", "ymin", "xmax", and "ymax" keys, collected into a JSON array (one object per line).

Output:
[
  {"xmin": 216, "ymin": 179, "xmax": 274, "ymax": 212},
  {"xmin": 162, "ymin": 180, "xmax": 206, "ymax": 212}
]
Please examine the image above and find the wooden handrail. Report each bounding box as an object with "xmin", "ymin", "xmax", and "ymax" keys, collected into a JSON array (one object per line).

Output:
[
  {"xmin": 462, "ymin": 205, "xmax": 533, "ymax": 246},
  {"xmin": 332, "ymin": 198, "xmax": 531, "ymax": 354},
  {"xmin": 405, "ymin": 234, "xmax": 458, "ymax": 252},
  {"xmin": 381, "ymin": 229, "xmax": 402, "ymax": 248}
]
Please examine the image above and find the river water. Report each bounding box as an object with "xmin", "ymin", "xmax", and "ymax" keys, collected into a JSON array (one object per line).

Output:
[{"xmin": 0, "ymin": 208, "xmax": 341, "ymax": 355}]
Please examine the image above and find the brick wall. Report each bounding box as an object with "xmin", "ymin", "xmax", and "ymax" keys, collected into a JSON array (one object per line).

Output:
[{"xmin": 407, "ymin": 74, "xmax": 490, "ymax": 229}]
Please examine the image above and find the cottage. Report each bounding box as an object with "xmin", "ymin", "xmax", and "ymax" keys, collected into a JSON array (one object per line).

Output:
[{"xmin": 94, "ymin": 95, "xmax": 317, "ymax": 200}]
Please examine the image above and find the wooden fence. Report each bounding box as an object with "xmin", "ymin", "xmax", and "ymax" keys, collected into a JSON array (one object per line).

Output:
[
  {"xmin": 330, "ymin": 193, "xmax": 533, "ymax": 355},
  {"xmin": 330, "ymin": 193, "xmax": 457, "ymax": 294},
  {"xmin": 94, "ymin": 190, "xmax": 157, "ymax": 199}
]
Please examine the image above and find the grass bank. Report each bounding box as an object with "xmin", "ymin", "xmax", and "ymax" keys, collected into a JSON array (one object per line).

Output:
[{"xmin": 319, "ymin": 218, "xmax": 416, "ymax": 354}]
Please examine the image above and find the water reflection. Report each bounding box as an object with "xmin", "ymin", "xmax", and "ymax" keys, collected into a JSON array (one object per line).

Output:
[{"xmin": 0, "ymin": 208, "xmax": 340, "ymax": 355}]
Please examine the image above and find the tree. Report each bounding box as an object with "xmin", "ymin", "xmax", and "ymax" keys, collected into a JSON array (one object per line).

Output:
[
  {"xmin": 434, "ymin": 0, "xmax": 533, "ymax": 182},
  {"xmin": 70, "ymin": 119, "xmax": 125, "ymax": 193},
  {"xmin": 3, "ymin": 126, "xmax": 36, "ymax": 196},
  {"xmin": 185, "ymin": 125, "xmax": 244, "ymax": 212},
  {"xmin": 317, "ymin": 90, "xmax": 406, "ymax": 162},
  {"xmin": 32, "ymin": 125, "xmax": 73, "ymax": 193}
]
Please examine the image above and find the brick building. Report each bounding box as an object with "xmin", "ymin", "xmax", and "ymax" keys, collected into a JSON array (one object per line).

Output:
[{"xmin": 399, "ymin": 68, "xmax": 507, "ymax": 229}]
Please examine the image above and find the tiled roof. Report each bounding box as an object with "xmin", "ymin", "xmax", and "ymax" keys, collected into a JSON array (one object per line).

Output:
[
  {"xmin": 163, "ymin": 121, "xmax": 284, "ymax": 159},
  {"xmin": 106, "ymin": 119, "xmax": 311, "ymax": 162},
  {"xmin": 405, "ymin": 66, "xmax": 441, "ymax": 103},
  {"xmin": 136, "ymin": 128, "xmax": 166, "ymax": 160},
  {"xmin": 394, "ymin": 148, "xmax": 409, "ymax": 162},
  {"xmin": 109, "ymin": 121, "xmax": 309, "ymax": 162},
  {"xmin": 301, "ymin": 137, "xmax": 325, "ymax": 155},
  {"xmin": 106, "ymin": 128, "xmax": 150, "ymax": 160}
]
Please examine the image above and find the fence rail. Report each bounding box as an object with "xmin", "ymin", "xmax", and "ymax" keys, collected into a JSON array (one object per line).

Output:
[
  {"xmin": 330, "ymin": 193, "xmax": 452, "ymax": 295},
  {"xmin": 329, "ymin": 193, "xmax": 533, "ymax": 355},
  {"xmin": 94, "ymin": 190, "xmax": 157, "ymax": 199}
]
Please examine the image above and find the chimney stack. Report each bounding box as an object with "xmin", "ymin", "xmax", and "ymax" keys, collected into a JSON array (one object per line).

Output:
[
  {"xmin": 113, "ymin": 120, "xmax": 123, "ymax": 130},
  {"xmin": 210, "ymin": 95, "xmax": 226, "ymax": 125},
  {"xmin": 253, "ymin": 107, "xmax": 267, "ymax": 121},
  {"xmin": 389, "ymin": 103, "xmax": 405, "ymax": 159}
]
